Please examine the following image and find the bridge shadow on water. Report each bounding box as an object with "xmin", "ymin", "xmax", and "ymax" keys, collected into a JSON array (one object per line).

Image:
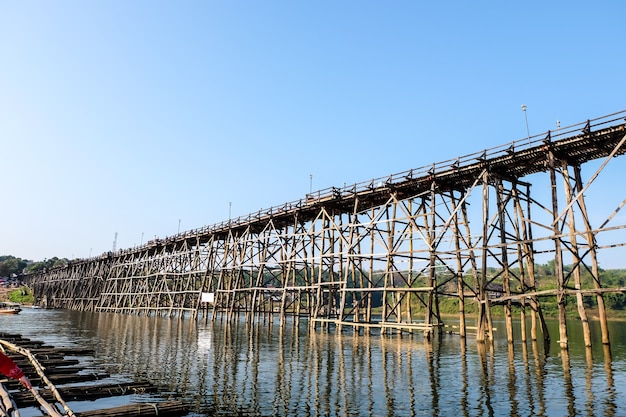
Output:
[{"xmin": 7, "ymin": 309, "xmax": 619, "ymax": 417}]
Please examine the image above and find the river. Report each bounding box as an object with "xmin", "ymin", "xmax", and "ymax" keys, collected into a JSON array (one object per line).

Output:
[{"xmin": 1, "ymin": 308, "xmax": 624, "ymax": 416}]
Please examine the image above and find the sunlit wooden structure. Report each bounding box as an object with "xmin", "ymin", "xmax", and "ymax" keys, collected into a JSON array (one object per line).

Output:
[{"xmin": 23, "ymin": 111, "xmax": 626, "ymax": 348}]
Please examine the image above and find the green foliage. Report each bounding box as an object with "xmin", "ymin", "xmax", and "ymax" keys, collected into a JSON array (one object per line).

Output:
[
  {"xmin": 23, "ymin": 257, "xmax": 69, "ymax": 274},
  {"xmin": 399, "ymin": 261, "xmax": 626, "ymax": 318},
  {"xmin": 0, "ymin": 256, "xmax": 29, "ymax": 277},
  {"xmin": 438, "ymin": 298, "xmax": 479, "ymax": 315},
  {"xmin": 8, "ymin": 287, "xmax": 34, "ymax": 304},
  {"xmin": 605, "ymin": 292, "xmax": 626, "ymax": 310},
  {"xmin": 0, "ymin": 255, "xmax": 70, "ymax": 276},
  {"xmin": 532, "ymin": 265, "xmax": 626, "ymax": 315}
]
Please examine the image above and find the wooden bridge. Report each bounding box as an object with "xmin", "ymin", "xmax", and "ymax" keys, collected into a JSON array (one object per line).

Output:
[{"xmin": 22, "ymin": 110, "xmax": 626, "ymax": 349}]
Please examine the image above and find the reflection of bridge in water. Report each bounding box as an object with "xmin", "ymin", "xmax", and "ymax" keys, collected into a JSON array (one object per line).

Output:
[{"xmin": 23, "ymin": 111, "xmax": 626, "ymax": 349}]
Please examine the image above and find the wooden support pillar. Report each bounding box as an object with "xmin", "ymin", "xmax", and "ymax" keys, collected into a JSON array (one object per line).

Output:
[
  {"xmin": 338, "ymin": 212, "xmax": 347, "ymax": 330},
  {"xmin": 497, "ymin": 179, "xmax": 514, "ymax": 344},
  {"xmin": 511, "ymin": 183, "xmax": 529, "ymax": 343},
  {"xmin": 561, "ymin": 161, "xmax": 592, "ymax": 348},
  {"xmin": 424, "ymin": 181, "xmax": 437, "ymax": 340},
  {"xmin": 548, "ymin": 147, "xmax": 568, "ymax": 350},
  {"xmin": 460, "ymin": 199, "xmax": 479, "ymax": 340},
  {"xmin": 523, "ymin": 195, "xmax": 550, "ymax": 344},
  {"xmin": 407, "ymin": 199, "xmax": 414, "ymax": 327},
  {"xmin": 457, "ymin": 271, "xmax": 466, "ymax": 338},
  {"xmin": 477, "ymin": 171, "xmax": 491, "ymax": 343},
  {"xmin": 450, "ymin": 192, "xmax": 467, "ymax": 338},
  {"xmin": 573, "ymin": 165, "xmax": 611, "ymax": 346}
]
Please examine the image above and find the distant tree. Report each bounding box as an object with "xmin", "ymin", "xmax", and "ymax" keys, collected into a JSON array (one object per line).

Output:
[
  {"xmin": 0, "ymin": 256, "xmax": 28, "ymax": 277},
  {"xmin": 23, "ymin": 262, "xmax": 46, "ymax": 274},
  {"xmin": 605, "ymin": 293, "xmax": 626, "ymax": 310},
  {"xmin": 23, "ymin": 257, "xmax": 69, "ymax": 274}
]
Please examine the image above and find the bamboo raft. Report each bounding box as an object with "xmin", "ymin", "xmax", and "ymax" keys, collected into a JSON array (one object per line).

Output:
[{"xmin": 0, "ymin": 333, "xmax": 189, "ymax": 417}]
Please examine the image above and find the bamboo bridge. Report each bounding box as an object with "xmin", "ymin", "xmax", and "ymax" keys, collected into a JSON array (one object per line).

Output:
[{"xmin": 22, "ymin": 110, "xmax": 626, "ymax": 349}]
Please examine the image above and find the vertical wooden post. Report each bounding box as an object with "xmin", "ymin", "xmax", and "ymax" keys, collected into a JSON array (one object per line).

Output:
[
  {"xmin": 510, "ymin": 184, "xmax": 528, "ymax": 343},
  {"xmin": 388, "ymin": 201, "xmax": 400, "ymax": 327},
  {"xmin": 310, "ymin": 219, "xmax": 320, "ymax": 330},
  {"xmin": 523, "ymin": 184, "xmax": 550, "ymax": 343},
  {"xmin": 407, "ymin": 199, "xmax": 414, "ymax": 326},
  {"xmin": 512, "ymin": 184, "xmax": 529, "ymax": 343},
  {"xmin": 451, "ymin": 192, "xmax": 466, "ymax": 338},
  {"xmin": 561, "ymin": 161, "xmax": 592, "ymax": 348},
  {"xmin": 338, "ymin": 211, "xmax": 347, "ymax": 330},
  {"xmin": 424, "ymin": 180, "xmax": 437, "ymax": 340},
  {"xmin": 574, "ymin": 165, "xmax": 611, "ymax": 346},
  {"xmin": 459, "ymin": 198, "xmax": 480, "ymax": 339},
  {"xmin": 350, "ymin": 208, "xmax": 363, "ymax": 326},
  {"xmin": 477, "ymin": 170, "xmax": 490, "ymax": 343},
  {"xmin": 548, "ymin": 146, "xmax": 568, "ymax": 350},
  {"xmin": 497, "ymin": 179, "xmax": 514, "ymax": 344},
  {"xmin": 367, "ymin": 205, "xmax": 375, "ymax": 329}
]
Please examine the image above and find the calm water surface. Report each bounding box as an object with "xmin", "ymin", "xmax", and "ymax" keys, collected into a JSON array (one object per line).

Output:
[{"xmin": 1, "ymin": 308, "xmax": 624, "ymax": 416}]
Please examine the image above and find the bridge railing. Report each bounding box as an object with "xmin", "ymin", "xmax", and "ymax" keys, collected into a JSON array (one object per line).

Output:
[{"xmin": 300, "ymin": 110, "xmax": 626, "ymax": 201}]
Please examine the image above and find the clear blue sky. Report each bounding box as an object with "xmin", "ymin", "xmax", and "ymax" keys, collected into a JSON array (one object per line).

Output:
[{"xmin": 1, "ymin": 1, "xmax": 625, "ymax": 262}]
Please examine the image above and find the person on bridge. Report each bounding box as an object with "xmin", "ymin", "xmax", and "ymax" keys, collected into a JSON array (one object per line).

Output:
[{"xmin": 0, "ymin": 351, "xmax": 33, "ymax": 389}]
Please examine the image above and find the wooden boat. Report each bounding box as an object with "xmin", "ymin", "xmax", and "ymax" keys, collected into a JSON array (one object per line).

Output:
[{"xmin": 0, "ymin": 302, "xmax": 22, "ymax": 314}]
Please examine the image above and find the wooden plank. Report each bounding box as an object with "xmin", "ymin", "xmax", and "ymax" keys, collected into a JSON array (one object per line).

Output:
[
  {"xmin": 12, "ymin": 382, "xmax": 158, "ymax": 406},
  {"xmin": 74, "ymin": 401, "xmax": 189, "ymax": 417}
]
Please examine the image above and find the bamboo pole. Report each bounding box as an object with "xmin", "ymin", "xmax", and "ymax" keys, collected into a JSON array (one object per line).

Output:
[
  {"xmin": 0, "ymin": 383, "xmax": 14, "ymax": 417},
  {"xmin": 511, "ymin": 186, "xmax": 527, "ymax": 343},
  {"xmin": 548, "ymin": 146, "xmax": 569, "ymax": 350},
  {"xmin": 451, "ymin": 192, "xmax": 466, "ymax": 338},
  {"xmin": 574, "ymin": 165, "xmax": 611, "ymax": 346},
  {"xmin": 29, "ymin": 388, "xmax": 64, "ymax": 417},
  {"xmin": 562, "ymin": 161, "xmax": 592, "ymax": 348},
  {"xmin": 367, "ymin": 205, "xmax": 374, "ymax": 328},
  {"xmin": 513, "ymin": 183, "xmax": 532, "ymax": 343},
  {"xmin": 0, "ymin": 340, "xmax": 74, "ymax": 417},
  {"xmin": 406, "ymin": 198, "xmax": 414, "ymax": 327},
  {"xmin": 497, "ymin": 180, "xmax": 514, "ymax": 344},
  {"xmin": 424, "ymin": 182, "xmax": 437, "ymax": 340},
  {"xmin": 75, "ymin": 401, "xmax": 187, "ymax": 417},
  {"xmin": 477, "ymin": 170, "xmax": 490, "ymax": 343}
]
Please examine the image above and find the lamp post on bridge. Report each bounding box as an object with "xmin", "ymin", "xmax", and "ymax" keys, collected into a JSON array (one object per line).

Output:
[{"xmin": 521, "ymin": 104, "xmax": 531, "ymax": 144}]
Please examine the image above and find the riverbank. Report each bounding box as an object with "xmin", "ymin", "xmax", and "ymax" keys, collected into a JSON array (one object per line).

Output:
[
  {"xmin": 0, "ymin": 287, "xmax": 15, "ymax": 301},
  {"xmin": 0, "ymin": 286, "xmax": 34, "ymax": 304},
  {"xmin": 402, "ymin": 306, "xmax": 626, "ymax": 322}
]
